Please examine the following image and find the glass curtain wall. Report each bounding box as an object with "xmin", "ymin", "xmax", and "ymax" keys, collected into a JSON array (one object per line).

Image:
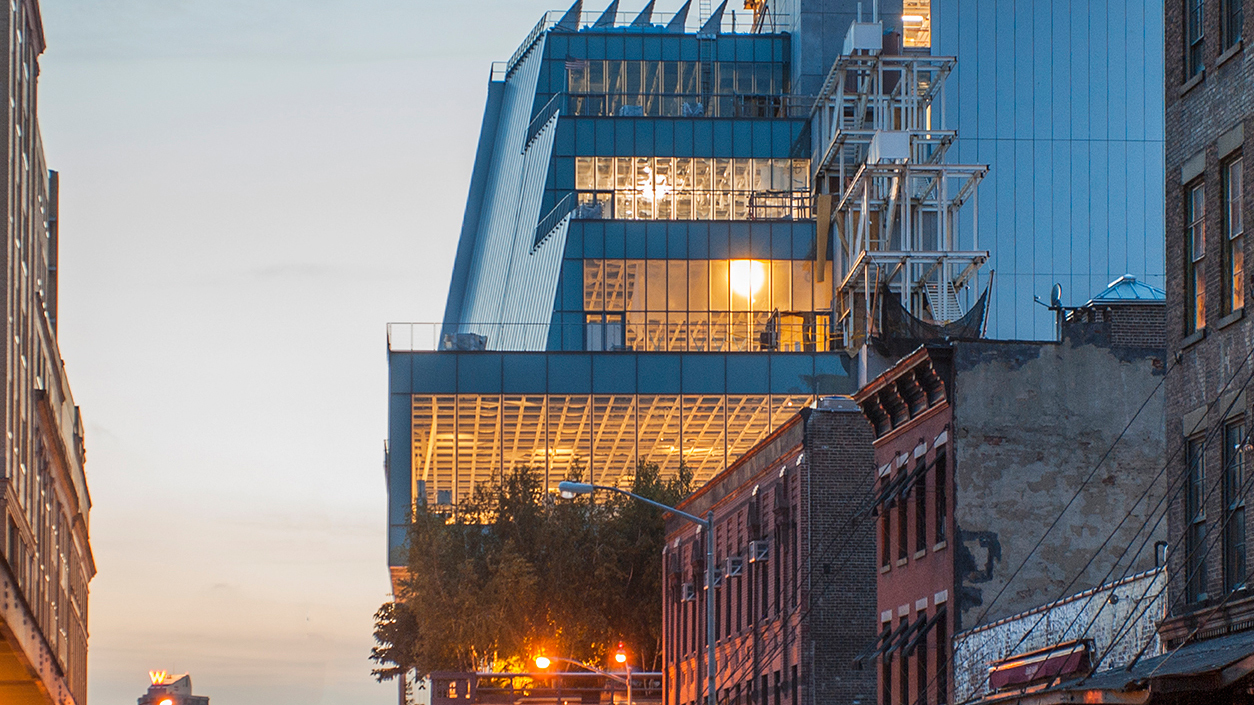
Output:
[
  {"xmin": 582, "ymin": 258, "xmax": 833, "ymax": 351},
  {"xmin": 574, "ymin": 157, "xmax": 810, "ymax": 221},
  {"xmin": 411, "ymin": 392, "xmax": 810, "ymax": 508}
]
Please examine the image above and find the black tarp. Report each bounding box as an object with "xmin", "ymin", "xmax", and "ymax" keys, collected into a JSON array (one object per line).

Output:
[{"xmin": 872, "ymin": 282, "xmax": 990, "ymax": 358}]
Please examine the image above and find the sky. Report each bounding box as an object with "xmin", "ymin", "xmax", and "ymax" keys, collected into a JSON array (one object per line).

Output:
[{"xmin": 35, "ymin": 0, "xmax": 561, "ymax": 702}]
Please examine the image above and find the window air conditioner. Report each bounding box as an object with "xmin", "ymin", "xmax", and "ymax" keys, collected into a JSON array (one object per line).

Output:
[
  {"xmin": 725, "ymin": 556, "xmax": 744, "ymax": 577},
  {"xmin": 682, "ymin": 583, "xmax": 696, "ymax": 601},
  {"xmin": 748, "ymin": 540, "xmax": 770, "ymax": 563}
]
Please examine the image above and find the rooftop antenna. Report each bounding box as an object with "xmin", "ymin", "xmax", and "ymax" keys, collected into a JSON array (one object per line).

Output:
[
  {"xmin": 1034, "ymin": 282, "xmax": 1067, "ymax": 340},
  {"xmin": 873, "ymin": 0, "xmax": 879, "ymax": 22}
]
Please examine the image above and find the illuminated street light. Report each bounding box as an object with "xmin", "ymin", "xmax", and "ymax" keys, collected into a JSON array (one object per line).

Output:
[
  {"xmin": 557, "ymin": 481, "xmax": 714, "ymax": 705},
  {"xmin": 615, "ymin": 643, "xmax": 627, "ymax": 664},
  {"xmin": 535, "ymin": 655, "xmax": 552, "ymax": 669},
  {"xmin": 536, "ymin": 654, "xmax": 633, "ymax": 705}
]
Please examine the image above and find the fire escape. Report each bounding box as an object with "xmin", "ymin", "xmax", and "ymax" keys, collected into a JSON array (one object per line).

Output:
[{"xmin": 810, "ymin": 22, "xmax": 989, "ymax": 353}]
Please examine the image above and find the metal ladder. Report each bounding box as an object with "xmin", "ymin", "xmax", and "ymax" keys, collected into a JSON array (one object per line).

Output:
[{"xmin": 924, "ymin": 281, "xmax": 964, "ymax": 322}]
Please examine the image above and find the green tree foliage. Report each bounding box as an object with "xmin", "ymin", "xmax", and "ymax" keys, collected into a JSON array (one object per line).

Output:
[{"xmin": 371, "ymin": 459, "xmax": 692, "ymax": 681}]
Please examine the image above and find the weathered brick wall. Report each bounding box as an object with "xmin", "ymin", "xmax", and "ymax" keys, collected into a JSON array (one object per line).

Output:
[
  {"xmin": 1164, "ymin": 0, "xmax": 1254, "ymax": 619},
  {"xmin": 802, "ymin": 407, "xmax": 877, "ymax": 705}
]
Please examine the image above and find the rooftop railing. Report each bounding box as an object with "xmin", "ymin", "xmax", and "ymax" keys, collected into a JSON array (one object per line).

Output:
[{"xmin": 505, "ymin": 8, "xmax": 779, "ymax": 79}]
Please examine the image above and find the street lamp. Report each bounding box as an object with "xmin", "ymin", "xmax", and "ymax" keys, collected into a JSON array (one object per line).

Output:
[
  {"xmin": 558, "ymin": 480, "xmax": 716, "ymax": 705},
  {"xmin": 535, "ymin": 652, "xmax": 634, "ymax": 705}
]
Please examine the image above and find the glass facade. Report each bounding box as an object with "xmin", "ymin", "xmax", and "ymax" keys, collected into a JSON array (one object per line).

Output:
[{"xmin": 933, "ymin": 0, "xmax": 1166, "ymax": 339}]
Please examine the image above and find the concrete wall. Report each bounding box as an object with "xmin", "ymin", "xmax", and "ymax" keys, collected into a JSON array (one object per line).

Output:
[{"xmin": 950, "ymin": 338, "xmax": 1167, "ymax": 630}]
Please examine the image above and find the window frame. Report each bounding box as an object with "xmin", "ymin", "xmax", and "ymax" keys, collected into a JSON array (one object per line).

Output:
[
  {"xmin": 1187, "ymin": 0, "xmax": 1206, "ymax": 79},
  {"xmin": 1224, "ymin": 157, "xmax": 1245, "ymax": 315},
  {"xmin": 1224, "ymin": 420, "xmax": 1248, "ymax": 593},
  {"xmin": 1186, "ymin": 435, "xmax": 1209, "ymax": 603},
  {"xmin": 1186, "ymin": 180, "xmax": 1207, "ymax": 332},
  {"xmin": 1223, "ymin": 0, "xmax": 1245, "ymax": 49}
]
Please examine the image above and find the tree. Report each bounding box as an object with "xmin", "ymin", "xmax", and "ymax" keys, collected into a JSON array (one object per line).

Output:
[{"xmin": 371, "ymin": 460, "xmax": 691, "ymax": 680}]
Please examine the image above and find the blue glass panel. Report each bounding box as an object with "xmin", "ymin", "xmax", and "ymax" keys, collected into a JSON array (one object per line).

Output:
[
  {"xmin": 770, "ymin": 354, "xmax": 814, "ymax": 395},
  {"xmin": 662, "ymin": 36, "xmax": 681, "ymax": 60},
  {"xmin": 563, "ymin": 312, "xmax": 585, "ymax": 351},
  {"xmin": 693, "ymin": 121, "xmax": 713, "ymax": 157},
  {"xmin": 726, "ymin": 354, "xmax": 768, "ymax": 393},
  {"xmin": 605, "ymin": 35, "xmax": 624, "ymax": 60},
  {"xmin": 555, "ymin": 119, "xmax": 575, "ymax": 156},
  {"xmin": 689, "ymin": 221, "xmax": 710, "ymax": 259},
  {"xmin": 813, "ymin": 354, "xmax": 853, "ymax": 395},
  {"xmin": 1013, "ymin": 140, "xmax": 1034, "ymax": 276},
  {"xmin": 503, "ymin": 355, "xmax": 548, "ymax": 393},
  {"xmin": 576, "ymin": 119, "xmax": 595, "ymax": 153},
  {"xmin": 593, "ymin": 354, "xmax": 637, "ymax": 394},
  {"xmin": 1069, "ymin": 0, "xmax": 1091, "ymax": 141},
  {"xmin": 565, "ymin": 223, "xmax": 584, "ymax": 258},
  {"xmin": 729, "ymin": 222, "xmax": 752, "ymax": 258},
  {"xmin": 1108, "ymin": 141, "xmax": 1129, "ymax": 275},
  {"xmin": 587, "ymin": 35, "xmax": 606, "ymax": 59},
  {"xmin": 753, "ymin": 122, "xmax": 772, "ymax": 158},
  {"xmin": 389, "ymin": 353, "xmax": 412, "ymax": 393},
  {"xmin": 607, "ymin": 221, "xmax": 628, "ymax": 258},
  {"xmin": 585, "ymin": 220, "xmax": 605, "ymax": 258},
  {"xmin": 772, "ymin": 121, "xmax": 791, "ymax": 156},
  {"xmin": 1051, "ymin": 142, "xmax": 1072, "ymax": 276},
  {"xmin": 636, "ymin": 121, "xmax": 655, "ymax": 154},
  {"xmin": 1050, "ymin": 3, "xmax": 1072, "ymax": 141},
  {"xmin": 458, "ymin": 353, "xmax": 503, "ymax": 393},
  {"xmin": 754, "ymin": 37, "xmax": 772, "ymax": 61},
  {"xmin": 563, "ymin": 261, "xmax": 583, "ymax": 310},
  {"xmin": 596, "ymin": 119, "xmax": 614, "ymax": 154},
  {"xmin": 731, "ymin": 122, "xmax": 751, "ymax": 156},
  {"xmin": 709, "ymin": 224, "xmax": 730, "ymax": 259},
  {"xmin": 680, "ymin": 36, "xmax": 699, "ymax": 61},
  {"xmin": 655, "ymin": 120, "xmax": 675, "ymax": 154},
  {"xmin": 548, "ymin": 353, "xmax": 592, "ymax": 393},
  {"xmin": 555, "ymin": 157, "xmax": 575, "ymax": 189},
  {"xmin": 749, "ymin": 222, "xmax": 771, "ymax": 259},
  {"xmin": 682, "ymin": 354, "xmax": 725, "ymax": 394},
  {"xmin": 1088, "ymin": 0, "xmax": 1110, "ymax": 142},
  {"xmin": 615, "ymin": 121, "xmax": 634, "ymax": 154},
  {"xmin": 549, "ymin": 34, "xmax": 568, "ymax": 58},
  {"xmin": 668, "ymin": 222, "xmax": 689, "ymax": 259},
  {"xmin": 411, "ymin": 354, "xmax": 458, "ymax": 393},
  {"xmin": 638, "ymin": 355, "xmax": 681, "ymax": 393},
  {"xmin": 646, "ymin": 222, "xmax": 668, "ymax": 258},
  {"xmin": 675, "ymin": 119, "xmax": 694, "ymax": 154},
  {"xmin": 717, "ymin": 37, "xmax": 735, "ymax": 61},
  {"xmin": 1126, "ymin": 143, "xmax": 1148, "ymax": 277},
  {"xmin": 1089, "ymin": 140, "xmax": 1110, "ymax": 276},
  {"xmin": 1032, "ymin": 141, "xmax": 1052, "ymax": 276},
  {"xmin": 792, "ymin": 222, "xmax": 811, "ymax": 259},
  {"xmin": 770, "ymin": 223, "xmax": 791, "ymax": 259},
  {"xmin": 713, "ymin": 122, "xmax": 733, "ymax": 158},
  {"xmin": 624, "ymin": 222, "xmax": 646, "ymax": 257},
  {"xmin": 625, "ymin": 35, "xmax": 644, "ymax": 61}
]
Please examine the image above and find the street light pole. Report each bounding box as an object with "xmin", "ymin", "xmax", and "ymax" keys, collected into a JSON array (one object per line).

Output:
[{"xmin": 557, "ymin": 481, "xmax": 717, "ymax": 705}]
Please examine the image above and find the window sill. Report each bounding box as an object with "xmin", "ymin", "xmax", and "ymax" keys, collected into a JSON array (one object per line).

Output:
[
  {"xmin": 914, "ymin": 549, "xmax": 927, "ymax": 560},
  {"xmin": 880, "ymin": 564, "xmax": 892, "ymax": 574},
  {"xmin": 1180, "ymin": 70, "xmax": 1206, "ymax": 96},
  {"xmin": 1218, "ymin": 40, "xmax": 1244, "ymax": 69},
  {"xmin": 1181, "ymin": 328, "xmax": 1207, "ymax": 350},
  {"xmin": 933, "ymin": 540, "xmax": 948, "ymax": 552},
  {"xmin": 1218, "ymin": 308, "xmax": 1245, "ymax": 329},
  {"xmin": 896, "ymin": 557, "xmax": 909, "ymax": 568}
]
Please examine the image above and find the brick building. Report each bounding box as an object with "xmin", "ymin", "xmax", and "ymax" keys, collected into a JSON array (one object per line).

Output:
[
  {"xmin": 1153, "ymin": 0, "xmax": 1254, "ymax": 696},
  {"xmin": 0, "ymin": 2, "xmax": 95, "ymax": 705},
  {"xmin": 661, "ymin": 400, "xmax": 876, "ymax": 705},
  {"xmin": 853, "ymin": 326, "xmax": 1166, "ymax": 705}
]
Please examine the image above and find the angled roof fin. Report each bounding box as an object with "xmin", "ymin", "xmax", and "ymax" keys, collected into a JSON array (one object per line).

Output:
[
  {"xmin": 593, "ymin": 0, "xmax": 619, "ymax": 27},
  {"xmin": 630, "ymin": 0, "xmax": 657, "ymax": 27},
  {"xmin": 697, "ymin": 0, "xmax": 728, "ymax": 37},
  {"xmin": 666, "ymin": 0, "xmax": 692, "ymax": 32},
  {"xmin": 556, "ymin": 0, "xmax": 584, "ymax": 31}
]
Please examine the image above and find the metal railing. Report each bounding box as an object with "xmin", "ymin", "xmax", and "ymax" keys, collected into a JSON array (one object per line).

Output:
[
  {"xmin": 387, "ymin": 316, "xmax": 838, "ymax": 353},
  {"xmin": 562, "ymin": 91, "xmax": 812, "ymax": 119},
  {"xmin": 504, "ymin": 9, "xmax": 780, "ymax": 80},
  {"xmin": 571, "ymin": 189, "xmax": 812, "ymax": 221},
  {"xmin": 533, "ymin": 192, "xmax": 577, "ymax": 248}
]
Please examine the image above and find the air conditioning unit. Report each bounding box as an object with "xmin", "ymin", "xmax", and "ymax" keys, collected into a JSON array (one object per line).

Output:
[
  {"xmin": 748, "ymin": 540, "xmax": 770, "ymax": 563},
  {"xmin": 725, "ymin": 556, "xmax": 744, "ymax": 577},
  {"xmin": 682, "ymin": 583, "xmax": 697, "ymax": 602}
]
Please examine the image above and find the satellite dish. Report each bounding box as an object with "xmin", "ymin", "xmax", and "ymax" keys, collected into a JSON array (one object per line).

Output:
[{"xmin": 1050, "ymin": 283, "xmax": 1063, "ymax": 309}]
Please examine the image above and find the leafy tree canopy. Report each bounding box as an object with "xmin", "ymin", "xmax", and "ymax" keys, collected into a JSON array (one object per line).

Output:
[{"xmin": 371, "ymin": 459, "xmax": 692, "ymax": 680}]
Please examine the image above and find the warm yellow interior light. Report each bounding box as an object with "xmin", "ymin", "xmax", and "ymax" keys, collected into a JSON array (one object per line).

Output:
[{"xmin": 729, "ymin": 260, "xmax": 766, "ymax": 298}]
